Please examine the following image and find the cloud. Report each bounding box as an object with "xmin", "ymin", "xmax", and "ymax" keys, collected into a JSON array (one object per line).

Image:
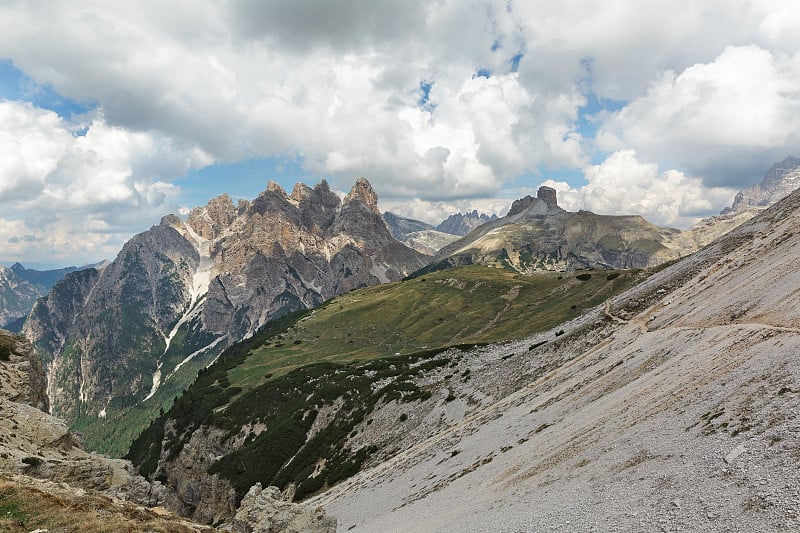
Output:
[
  {"xmin": 597, "ymin": 45, "xmax": 800, "ymax": 187},
  {"xmin": 0, "ymin": 1, "xmax": 798, "ymax": 264},
  {"xmin": 380, "ymin": 197, "xmax": 511, "ymax": 227},
  {"xmin": 543, "ymin": 150, "xmax": 737, "ymax": 228},
  {"xmin": 0, "ymin": 100, "xmax": 210, "ymax": 266}
]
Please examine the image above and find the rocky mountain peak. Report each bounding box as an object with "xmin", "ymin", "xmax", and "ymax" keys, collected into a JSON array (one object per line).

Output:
[
  {"xmin": 505, "ymin": 186, "xmax": 561, "ymax": 216},
  {"xmin": 266, "ymin": 180, "xmax": 287, "ymax": 196},
  {"xmin": 343, "ymin": 177, "xmax": 379, "ymax": 214},
  {"xmin": 186, "ymin": 193, "xmax": 237, "ymax": 240},
  {"xmin": 291, "ymin": 182, "xmax": 314, "ymax": 202},
  {"xmin": 537, "ymin": 185, "xmax": 558, "ymax": 206},
  {"xmin": 722, "ymin": 155, "xmax": 800, "ymax": 214},
  {"xmin": 160, "ymin": 214, "xmax": 184, "ymax": 229}
]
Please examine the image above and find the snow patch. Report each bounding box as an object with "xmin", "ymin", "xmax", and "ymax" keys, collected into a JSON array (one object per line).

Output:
[
  {"xmin": 167, "ymin": 336, "xmax": 227, "ymax": 380},
  {"xmin": 143, "ymin": 362, "xmax": 163, "ymax": 402}
]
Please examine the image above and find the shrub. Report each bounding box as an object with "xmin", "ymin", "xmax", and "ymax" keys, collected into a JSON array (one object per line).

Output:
[
  {"xmin": 21, "ymin": 456, "xmax": 43, "ymax": 468},
  {"xmin": 606, "ymin": 272, "xmax": 620, "ymax": 281},
  {"xmin": 576, "ymin": 273, "xmax": 592, "ymax": 281},
  {"xmin": 0, "ymin": 335, "xmax": 15, "ymax": 361}
]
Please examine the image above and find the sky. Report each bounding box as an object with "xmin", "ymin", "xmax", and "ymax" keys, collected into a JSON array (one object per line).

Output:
[{"xmin": 0, "ymin": 1, "xmax": 799, "ymax": 268}]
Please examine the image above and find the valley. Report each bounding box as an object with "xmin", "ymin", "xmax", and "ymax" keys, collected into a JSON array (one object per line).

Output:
[{"xmin": 3, "ymin": 159, "xmax": 800, "ymax": 531}]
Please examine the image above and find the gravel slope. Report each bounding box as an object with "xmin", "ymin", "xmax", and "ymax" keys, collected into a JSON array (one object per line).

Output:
[{"xmin": 311, "ymin": 186, "xmax": 800, "ymax": 532}]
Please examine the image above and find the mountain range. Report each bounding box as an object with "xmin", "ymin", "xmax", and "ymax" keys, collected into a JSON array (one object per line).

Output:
[
  {"xmin": 127, "ymin": 166, "xmax": 800, "ymax": 531},
  {"xmin": 3, "ymin": 157, "xmax": 800, "ymax": 531},
  {"xmin": 23, "ymin": 178, "xmax": 428, "ymax": 454}
]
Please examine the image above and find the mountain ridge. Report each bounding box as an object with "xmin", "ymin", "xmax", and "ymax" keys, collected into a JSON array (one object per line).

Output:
[{"xmin": 23, "ymin": 177, "xmax": 428, "ymax": 455}]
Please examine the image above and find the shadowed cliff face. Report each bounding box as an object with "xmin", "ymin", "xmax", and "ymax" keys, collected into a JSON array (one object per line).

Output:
[{"xmin": 23, "ymin": 178, "xmax": 428, "ymax": 455}]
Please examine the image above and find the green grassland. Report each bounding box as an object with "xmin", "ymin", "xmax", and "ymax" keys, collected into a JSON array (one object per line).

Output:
[
  {"xmin": 227, "ymin": 265, "xmax": 648, "ymax": 396},
  {"xmin": 128, "ymin": 265, "xmax": 651, "ymax": 500}
]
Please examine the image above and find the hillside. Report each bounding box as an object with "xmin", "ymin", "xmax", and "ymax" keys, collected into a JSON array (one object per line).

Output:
[
  {"xmin": 125, "ymin": 265, "xmax": 647, "ymax": 525},
  {"xmin": 431, "ymin": 186, "xmax": 689, "ymax": 273},
  {"xmin": 309, "ymin": 173, "xmax": 800, "ymax": 531}
]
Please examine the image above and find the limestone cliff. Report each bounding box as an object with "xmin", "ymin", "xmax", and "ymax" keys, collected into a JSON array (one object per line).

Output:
[{"xmin": 23, "ymin": 178, "xmax": 429, "ymax": 455}]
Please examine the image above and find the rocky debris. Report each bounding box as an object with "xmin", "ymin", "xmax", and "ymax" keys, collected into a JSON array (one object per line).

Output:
[
  {"xmin": 225, "ymin": 483, "xmax": 336, "ymax": 533},
  {"xmin": 311, "ymin": 182, "xmax": 800, "ymax": 532},
  {"xmin": 108, "ymin": 472, "xmax": 167, "ymax": 507},
  {"xmin": 724, "ymin": 444, "xmax": 746, "ymax": 464}
]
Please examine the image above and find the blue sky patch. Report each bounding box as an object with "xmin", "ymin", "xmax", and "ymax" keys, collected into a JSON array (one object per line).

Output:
[
  {"xmin": 417, "ymin": 80, "xmax": 435, "ymax": 111},
  {"xmin": 177, "ymin": 155, "xmax": 313, "ymax": 208},
  {"xmin": 0, "ymin": 59, "xmax": 96, "ymax": 119}
]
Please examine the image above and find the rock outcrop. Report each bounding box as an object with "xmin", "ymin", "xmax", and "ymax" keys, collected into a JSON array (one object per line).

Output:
[
  {"xmin": 431, "ymin": 189, "xmax": 684, "ymax": 273},
  {"xmin": 226, "ymin": 484, "xmax": 336, "ymax": 533},
  {"xmin": 23, "ymin": 178, "xmax": 429, "ymax": 455},
  {"xmin": 0, "ymin": 330, "xmax": 163, "ymax": 500},
  {"xmin": 0, "ymin": 329, "xmax": 47, "ymax": 412},
  {"xmin": 722, "ymin": 156, "xmax": 800, "ymax": 214}
]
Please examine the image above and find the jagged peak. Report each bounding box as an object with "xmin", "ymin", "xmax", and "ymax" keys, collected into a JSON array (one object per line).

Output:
[
  {"xmin": 314, "ymin": 179, "xmax": 332, "ymax": 192},
  {"xmin": 290, "ymin": 182, "xmax": 314, "ymax": 202},
  {"xmin": 266, "ymin": 180, "xmax": 288, "ymax": 197},
  {"xmin": 343, "ymin": 177, "xmax": 379, "ymax": 214},
  {"xmin": 207, "ymin": 193, "xmax": 234, "ymax": 208},
  {"xmin": 160, "ymin": 214, "xmax": 184, "ymax": 229}
]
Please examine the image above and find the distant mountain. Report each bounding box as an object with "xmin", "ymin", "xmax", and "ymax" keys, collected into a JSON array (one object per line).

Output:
[
  {"xmin": 436, "ymin": 210, "xmax": 497, "ymax": 236},
  {"xmin": 722, "ymin": 156, "xmax": 800, "ymax": 214},
  {"xmin": 0, "ymin": 267, "xmax": 43, "ymax": 329},
  {"xmin": 24, "ymin": 178, "xmax": 429, "ymax": 455},
  {"xmin": 427, "ymin": 186, "xmax": 688, "ymax": 274},
  {"xmin": 0, "ymin": 262, "xmax": 106, "ymax": 330},
  {"xmin": 10, "ymin": 263, "xmax": 83, "ymax": 290},
  {"xmin": 382, "ymin": 211, "xmax": 459, "ymax": 255},
  {"xmin": 382, "ymin": 211, "xmax": 435, "ymax": 238}
]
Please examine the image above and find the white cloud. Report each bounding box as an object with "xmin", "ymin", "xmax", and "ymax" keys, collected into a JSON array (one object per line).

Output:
[
  {"xmin": 597, "ymin": 45, "xmax": 800, "ymax": 187},
  {"xmin": 543, "ymin": 150, "xmax": 737, "ymax": 228},
  {"xmin": 0, "ymin": 100, "xmax": 210, "ymax": 266},
  {"xmin": 0, "ymin": 1, "xmax": 798, "ymax": 264}
]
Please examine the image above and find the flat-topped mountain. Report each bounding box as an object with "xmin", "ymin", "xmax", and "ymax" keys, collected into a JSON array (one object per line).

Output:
[
  {"xmin": 430, "ymin": 186, "xmax": 687, "ymax": 273},
  {"xmin": 23, "ymin": 178, "xmax": 428, "ymax": 455}
]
